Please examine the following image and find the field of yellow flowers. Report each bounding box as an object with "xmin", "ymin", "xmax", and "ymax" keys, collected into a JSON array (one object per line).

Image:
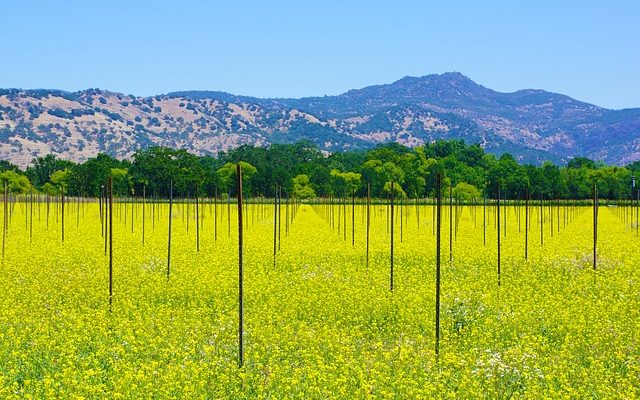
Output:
[{"xmin": 0, "ymin": 198, "xmax": 638, "ymax": 398}]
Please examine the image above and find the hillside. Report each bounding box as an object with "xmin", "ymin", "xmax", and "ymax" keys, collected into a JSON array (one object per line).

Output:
[{"xmin": 1, "ymin": 73, "xmax": 639, "ymax": 167}]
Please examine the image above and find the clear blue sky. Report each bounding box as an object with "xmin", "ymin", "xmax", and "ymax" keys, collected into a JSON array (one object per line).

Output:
[{"xmin": 1, "ymin": 0, "xmax": 638, "ymax": 109}]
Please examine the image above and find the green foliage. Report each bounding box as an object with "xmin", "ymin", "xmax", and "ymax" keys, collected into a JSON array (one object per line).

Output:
[
  {"xmin": 110, "ymin": 168, "xmax": 131, "ymax": 196},
  {"xmin": 453, "ymin": 182, "xmax": 481, "ymax": 201},
  {"xmin": 329, "ymin": 169, "xmax": 361, "ymax": 196},
  {"xmin": 217, "ymin": 162, "xmax": 257, "ymax": 195},
  {"xmin": 382, "ymin": 181, "xmax": 407, "ymax": 198},
  {"xmin": 0, "ymin": 170, "xmax": 32, "ymax": 193},
  {"xmin": 50, "ymin": 169, "xmax": 71, "ymax": 192},
  {"xmin": 8, "ymin": 140, "xmax": 640, "ymax": 200},
  {"xmin": 291, "ymin": 174, "xmax": 316, "ymax": 199}
]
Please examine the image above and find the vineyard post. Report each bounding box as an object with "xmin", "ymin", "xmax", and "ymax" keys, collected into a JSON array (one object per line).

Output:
[
  {"xmin": 196, "ymin": 185, "xmax": 200, "ymax": 252},
  {"xmin": 2, "ymin": 182, "xmax": 7, "ymax": 261},
  {"xmin": 525, "ymin": 188, "xmax": 529, "ymax": 260},
  {"xmin": 167, "ymin": 180, "xmax": 173, "ymax": 279},
  {"xmin": 343, "ymin": 196, "xmax": 347, "ymax": 242},
  {"xmin": 131, "ymin": 192, "xmax": 134, "ymax": 234},
  {"xmin": 483, "ymin": 190, "xmax": 486, "ymax": 246},
  {"xmin": 142, "ymin": 184, "xmax": 146, "ymax": 246},
  {"xmin": 236, "ymin": 164, "xmax": 244, "ymax": 368},
  {"xmin": 390, "ymin": 181, "xmax": 395, "ymax": 292},
  {"xmin": 352, "ymin": 189, "xmax": 355, "ymax": 247},
  {"xmin": 497, "ymin": 180, "xmax": 501, "ymax": 287},
  {"xmin": 593, "ymin": 182, "xmax": 598, "ymax": 270},
  {"xmin": 61, "ymin": 186, "xmax": 65, "ymax": 242},
  {"xmin": 103, "ymin": 189, "xmax": 107, "ymax": 255},
  {"xmin": 435, "ymin": 172, "xmax": 442, "ymax": 357},
  {"xmin": 540, "ymin": 195, "xmax": 544, "ymax": 246},
  {"xmin": 108, "ymin": 177, "xmax": 113, "ymax": 311},
  {"xmin": 100, "ymin": 185, "xmax": 104, "ymax": 238},
  {"xmin": 214, "ymin": 188, "xmax": 218, "ymax": 241},
  {"xmin": 366, "ymin": 183, "xmax": 370, "ymax": 269},
  {"xmin": 278, "ymin": 186, "xmax": 281, "ymax": 251},
  {"xmin": 633, "ymin": 175, "xmax": 638, "ymax": 236},
  {"xmin": 29, "ymin": 187, "xmax": 33, "ymax": 242},
  {"xmin": 449, "ymin": 184, "xmax": 452, "ymax": 262},
  {"xmin": 273, "ymin": 184, "xmax": 278, "ymax": 269}
]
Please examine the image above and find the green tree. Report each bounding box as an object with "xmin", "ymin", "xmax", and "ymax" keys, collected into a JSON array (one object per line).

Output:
[
  {"xmin": 453, "ymin": 182, "xmax": 481, "ymax": 201},
  {"xmin": 291, "ymin": 174, "xmax": 316, "ymax": 199}
]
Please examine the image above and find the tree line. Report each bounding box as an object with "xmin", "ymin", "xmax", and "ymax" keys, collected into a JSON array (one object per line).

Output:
[{"xmin": 1, "ymin": 140, "xmax": 639, "ymax": 200}]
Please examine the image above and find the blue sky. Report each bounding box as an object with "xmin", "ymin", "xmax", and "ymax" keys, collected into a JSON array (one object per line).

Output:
[{"xmin": 0, "ymin": 0, "xmax": 638, "ymax": 109}]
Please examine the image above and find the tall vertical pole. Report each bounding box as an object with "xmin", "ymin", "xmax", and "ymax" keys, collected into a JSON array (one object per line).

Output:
[
  {"xmin": 593, "ymin": 182, "xmax": 598, "ymax": 270},
  {"xmin": 435, "ymin": 173, "xmax": 442, "ymax": 357},
  {"xmin": 108, "ymin": 177, "xmax": 113, "ymax": 310},
  {"xmin": 142, "ymin": 184, "xmax": 146, "ymax": 246},
  {"xmin": 525, "ymin": 188, "xmax": 529, "ymax": 260},
  {"xmin": 214, "ymin": 188, "xmax": 218, "ymax": 241},
  {"xmin": 236, "ymin": 164, "xmax": 244, "ymax": 368},
  {"xmin": 2, "ymin": 182, "xmax": 7, "ymax": 261},
  {"xmin": 351, "ymin": 189, "xmax": 355, "ymax": 246},
  {"xmin": 390, "ymin": 181, "xmax": 395, "ymax": 292},
  {"xmin": 366, "ymin": 183, "xmax": 371, "ymax": 269},
  {"xmin": 483, "ymin": 191, "xmax": 486, "ymax": 246},
  {"xmin": 278, "ymin": 186, "xmax": 281, "ymax": 251},
  {"xmin": 449, "ymin": 184, "xmax": 452, "ymax": 262},
  {"xmin": 273, "ymin": 185, "xmax": 278, "ymax": 269},
  {"xmin": 497, "ymin": 181, "xmax": 501, "ymax": 287},
  {"xmin": 196, "ymin": 185, "xmax": 200, "ymax": 252},
  {"xmin": 100, "ymin": 186, "xmax": 104, "ymax": 237},
  {"xmin": 61, "ymin": 187, "xmax": 65, "ymax": 242},
  {"xmin": 29, "ymin": 187, "xmax": 33, "ymax": 242},
  {"xmin": 103, "ymin": 189, "xmax": 107, "ymax": 255},
  {"xmin": 167, "ymin": 180, "xmax": 173, "ymax": 279}
]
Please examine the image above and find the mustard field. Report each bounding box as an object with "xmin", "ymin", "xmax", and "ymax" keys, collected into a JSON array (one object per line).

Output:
[{"xmin": 0, "ymin": 199, "xmax": 639, "ymax": 398}]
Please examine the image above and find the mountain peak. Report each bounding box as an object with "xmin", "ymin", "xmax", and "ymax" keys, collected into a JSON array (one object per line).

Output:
[{"xmin": 0, "ymin": 74, "xmax": 639, "ymax": 167}]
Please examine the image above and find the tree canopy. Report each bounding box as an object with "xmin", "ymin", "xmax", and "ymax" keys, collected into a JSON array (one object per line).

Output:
[{"xmin": 2, "ymin": 139, "xmax": 639, "ymax": 200}]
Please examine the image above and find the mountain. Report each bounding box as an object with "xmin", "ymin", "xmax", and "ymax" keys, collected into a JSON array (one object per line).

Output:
[{"xmin": 1, "ymin": 72, "xmax": 639, "ymax": 168}]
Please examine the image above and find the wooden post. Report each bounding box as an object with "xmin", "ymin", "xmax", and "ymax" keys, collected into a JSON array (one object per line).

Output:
[
  {"xmin": 352, "ymin": 189, "xmax": 355, "ymax": 246},
  {"xmin": 142, "ymin": 184, "xmax": 146, "ymax": 246},
  {"xmin": 236, "ymin": 164, "xmax": 244, "ymax": 368},
  {"xmin": 29, "ymin": 187, "xmax": 33, "ymax": 242},
  {"xmin": 435, "ymin": 173, "xmax": 442, "ymax": 357},
  {"xmin": 593, "ymin": 182, "xmax": 597, "ymax": 270},
  {"xmin": 273, "ymin": 185, "xmax": 278, "ymax": 269},
  {"xmin": 196, "ymin": 185, "xmax": 200, "ymax": 252},
  {"xmin": 540, "ymin": 195, "xmax": 544, "ymax": 246},
  {"xmin": 525, "ymin": 188, "xmax": 529, "ymax": 260},
  {"xmin": 108, "ymin": 177, "xmax": 113, "ymax": 310},
  {"xmin": 104, "ymin": 189, "xmax": 108, "ymax": 255},
  {"xmin": 390, "ymin": 181, "xmax": 395, "ymax": 292},
  {"xmin": 449, "ymin": 184, "xmax": 452, "ymax": 262},
  {"xmin": 214, "ymin": 188, "xmax": 218, "ymax": 241},
  {"xmin": 497, "ymin": 181, "xmax": 501, "ymax": 286},
  {"xmin": 366, "ymin": 183, "xmax": 370, "ymax": 269},
  {"xmin": 483, "ymin": 191, "xmax": 486, "ymax": 246},
  {"xmin": 167, "ymin": 180, "xmax": 173, "ymax": 279},
  {"xmin": 2, "ymin": 182, "xmax": 7, "ymax": 261},
  {"xmin": 61, "ymin": 187, "xmax": 65, "ymax": 242},
  {"xmin": 100, "ymin": 186, "xmax": 104, "ymax": 238}
]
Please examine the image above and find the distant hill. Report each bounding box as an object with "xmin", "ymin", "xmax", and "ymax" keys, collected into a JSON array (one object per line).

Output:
[{"xmin": 1, "ymin": 72, "xmax": 639, "ymax": 167}]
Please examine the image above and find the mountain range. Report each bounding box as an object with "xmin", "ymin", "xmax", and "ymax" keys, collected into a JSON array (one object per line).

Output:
[{"xmin": 1, "ymin": 72, "xmax": 639, "ymax": 168}]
